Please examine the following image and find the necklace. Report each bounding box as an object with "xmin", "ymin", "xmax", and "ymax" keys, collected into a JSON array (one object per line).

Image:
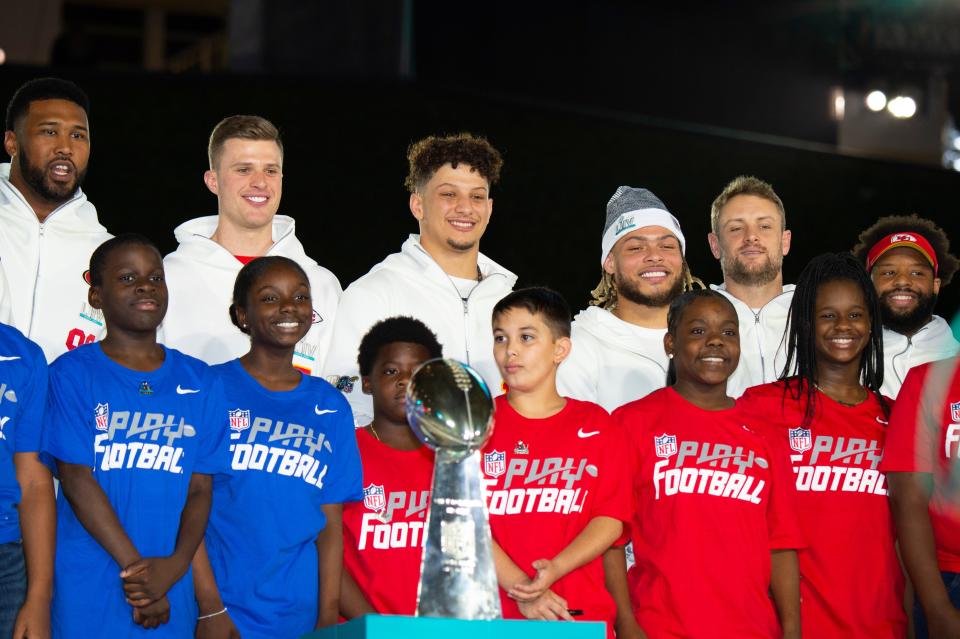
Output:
[
  {"xmin": 814, "ymin": 383, "xmax": 867, "ymax": 407},
  {"xmin": 368, "ymin": 423, "xmax": 381, "ymax": 442}
]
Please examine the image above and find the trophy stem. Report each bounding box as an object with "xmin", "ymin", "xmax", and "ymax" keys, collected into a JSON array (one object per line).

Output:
[{"xmin": 416, "ymin": 449, "xmax": 502, "ymax": 620}]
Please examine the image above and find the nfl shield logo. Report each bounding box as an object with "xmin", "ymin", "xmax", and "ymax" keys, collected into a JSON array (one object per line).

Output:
[
  {"xmin": 654, "ymin": 433, "xmax": 677, "ymax": 458},
  {"xmin": 94, "ymin": 403, "xmax": 109, "ymax": 431},
  {"xmin": 484, "ymin": 450, "xmax": 506, "ymax": 477},
  {"xmin": 951, "ymin": 402, "xmax": 960, "ymax": 423},
  {"xmin": 789, "ymin": 427, "xmax": 812, "ymax": 453},
  {"xmin": 228, "ymin": 408, "xmax": 250, "ymax": 432},
  {"xmin": 363, "ymin": 484, "xmax": 386, "ymax": 511}
]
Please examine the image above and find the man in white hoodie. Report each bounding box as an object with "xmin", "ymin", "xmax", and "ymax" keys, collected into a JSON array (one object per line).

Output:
[
  {"xmin": 707, "ymin": 175, "xmax": 793, "ymax": 397},
  {"xmin": 558, "ymin": 186, "xmax": 696, "ymax": 411},
  {"xmin": 852, "ymin": 214, "xmax": 959, "ymax": 397},
  {"xmin": 1, "ymin": 77, "xmax": 112, "ymax": 362},
  {"xmin": 162, "ymin": 115, "xmax": 341, "ymax": 374},
  {"xmin": 322, "ymin": 133, "xmax": 516, "ymax": 425}
]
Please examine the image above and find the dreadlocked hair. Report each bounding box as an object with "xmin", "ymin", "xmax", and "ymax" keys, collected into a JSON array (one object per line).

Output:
[
  {"xmin": 589, "ymin": 261, "xmax": 705, "ymax": 309},
  {"xmin": 781, "ymin": 252, "xmax": 887, "ymax": 428}
]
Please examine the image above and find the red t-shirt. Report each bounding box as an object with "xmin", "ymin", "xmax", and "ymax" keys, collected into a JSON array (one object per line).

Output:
[
  {"xmin": 614, "ymin": 386, "xmax": 804, "ymax": 639},
  {"xmin": 880, "ymin": 357, "xmax": 960, "ymax": 572},
  {"xmin": 481, "ymin": 396, "xmax": 629, "ymax": 637},
  {"xmin": 342, "ymin": 428, "xmax": 434, "ymax": 615},
  {"xmin": 741, "ymin": 381, "xmax": 906, "ymax": 639}
]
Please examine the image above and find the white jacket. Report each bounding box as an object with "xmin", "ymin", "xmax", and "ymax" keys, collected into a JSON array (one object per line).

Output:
[
  {"xmin": 881, "ymin": 315, "xmax": 959, "ymax": 398},
  {"xmin": 712, "ymin": 283, "xmax": 795, "ymax": 398},
  {"xmin": 0, "ymin": 163, "xmax": 111, "ymax": 362},
  {"xmin": 557, "ymin": 306, "xmax": 668, "ymax": 411},
  {"xmin": 322, "ymin": 234, "xmax": 516, "ymax": 425},
  {"xmin": 161, "ymin": 215, "xmax": 341, "ymax": 374}
]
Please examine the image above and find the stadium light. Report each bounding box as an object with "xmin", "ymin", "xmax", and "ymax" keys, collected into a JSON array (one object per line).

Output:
[
  {"xmin": 865, "ymin": 90, "xmax": 887, "ymax": 112},
  {"xmin": 887, "ymin": 95, "xmax": 917, "ymax": 119}
]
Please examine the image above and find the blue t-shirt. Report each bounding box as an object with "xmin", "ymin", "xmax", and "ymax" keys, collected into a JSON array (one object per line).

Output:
[
  {"xmin": 42, "ymin": 343, "xmax": 230, "ymax": 639},
  {"xmin": 0, "ymin": 322, "xmax": 48, "ymax": 545},
  {"xmin": 205, "ymin": 359, "xmax": 363, "ymax": 639}
]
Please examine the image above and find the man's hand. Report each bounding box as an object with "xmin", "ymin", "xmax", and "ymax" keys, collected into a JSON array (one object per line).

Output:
[
  {"xmin": 516, "ymin": 589, "xmax": 574, "ymax": 621},
  {"xmin": 131, "ymin": 595, "xmax": 170, "ymax": 629},
  {"xmin": 12, "ymin": 595, "xmax": 51, "ymax": 639},
  {"xmin": 122, "ymin": 556, "xmax": 185, "ymax": 605},
  {"xmin": 195, "ymin": 610, "xmax": 241, "ymax": 639}
]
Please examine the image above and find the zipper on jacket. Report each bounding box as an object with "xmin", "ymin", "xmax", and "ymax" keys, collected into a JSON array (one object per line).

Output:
[
  {"xmin": 891, "ymin": 336, "xmax": 913, "ymax": 389},
  {"xmin": 461, "ymin": 297, "xmax": 471, "ymax": 364},
  {"xmin": 27, "ymin": 223, "xmax": 45, "ymax": 338}
]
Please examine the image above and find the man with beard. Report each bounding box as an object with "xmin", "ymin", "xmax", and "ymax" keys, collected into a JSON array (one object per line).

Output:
[
  {"xmin": 1, "ymin": 77, "xmax": 111, "ymax": 362},
  {"xmin": 707, "ymin": 175, "xmax": 793, "ymax": 397},
  {"xmin": 852, "ymin": 215, "xmax": 959, "ymax": 397},
  {"xmin": 559, "ymin": 186, "xmax": 697, "ymax": 411},
  {"xmin": 323, "ymin": 133, "xmax": 516, "ymax": 425}
]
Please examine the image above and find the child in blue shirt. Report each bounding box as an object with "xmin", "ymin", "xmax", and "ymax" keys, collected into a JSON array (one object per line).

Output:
[
  {"xmin": 0, "ymin": 321, "xmax": 52, "ymax": 639},
  {"xmin": 192, "ymin": 256, "xmax": 363, "ymax": 639},
  {"xmin": 41, "ymin": 234, "xmax": 230, "ymax": 638}
]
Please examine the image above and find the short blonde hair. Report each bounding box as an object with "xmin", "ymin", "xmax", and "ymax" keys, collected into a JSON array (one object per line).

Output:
[
  {"xmin": 208, "ymin": 115, "xmax": 283, "ymax": 170},
  {"xmin": 710, "ymin": 175, "xmax": 785, "ymax": 234}
]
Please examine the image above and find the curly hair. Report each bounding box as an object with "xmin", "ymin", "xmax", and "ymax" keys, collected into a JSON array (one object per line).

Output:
[
  {"xmin": 404, "ymin": 133, "xmax": 503, "ymax": 192},
  {"xmin": 357, "ymin": 317, "xmax": 443, "ymax": 376},
  {"xmin": 710, "ymin": 175, "xmax": 786, "ymax": 234},
  {"xmin": 851, "ymin": 214, "xmax": 957, "ymax": 286},
  {"xmin": 589, "ymin": 261, "xmax": 705, "ymax": 309}
]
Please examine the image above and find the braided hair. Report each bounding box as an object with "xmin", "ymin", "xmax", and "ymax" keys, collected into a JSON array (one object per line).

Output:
[{"xmin": 781, "ymin": 252, "xmax": 887, "ymax": 427}]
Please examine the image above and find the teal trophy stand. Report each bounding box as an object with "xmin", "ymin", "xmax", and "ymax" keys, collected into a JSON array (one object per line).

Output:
[{"xmin": 300, "ymin": 614, "xmax": 605, "ymax": 639}]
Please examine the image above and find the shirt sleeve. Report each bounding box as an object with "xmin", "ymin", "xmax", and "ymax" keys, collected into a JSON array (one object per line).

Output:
[
  {"xmin": 41, "ymin": 358, "xmax": 96, "ymax": 468},
  {"xmin": 588, "ymin": 409, "xmax": 632, "ymax": 525},
  {"xmin": 317, "ymin": 390, "xmax": 364, "ymax": 504},
  {"xmin": 193, "ymin": 373, "xmax": 232, "ymax": 476},
  {"xmin": 13, "ymin": 344, "xmax": 49, "ymax": 453},
  {"xmin": 763, "ymin": 431, "xmax": 805, "ymax": 550},
  {"xmin": 880, "ymin": 364, "xmax": 933, "ymax": 473},
  {"xmin": 611, "ymin": 404, "xmax": 642, "ymax": 545}
]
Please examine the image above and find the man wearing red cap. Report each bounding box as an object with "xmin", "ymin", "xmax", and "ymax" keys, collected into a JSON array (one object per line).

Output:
[{"xmin": 852, "ymin": 215, "xmax": 959, "ymax": 398}]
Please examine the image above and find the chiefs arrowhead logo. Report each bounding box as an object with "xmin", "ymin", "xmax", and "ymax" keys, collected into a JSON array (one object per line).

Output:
[{"xmin": 82, "ymin": 270, "xmax": 92, "ymax": 285}]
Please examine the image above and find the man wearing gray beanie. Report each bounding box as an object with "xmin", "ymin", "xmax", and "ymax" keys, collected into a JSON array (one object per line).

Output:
[
  {"xmin": 707, "ymin": 175, "xmax": 793, "ymax": 397},
  {"xmin": 558, "ymin": 185, "xmax": 700, "ymax": 412}
]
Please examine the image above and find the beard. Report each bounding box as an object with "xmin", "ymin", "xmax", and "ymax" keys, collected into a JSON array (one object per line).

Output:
[
  {"xmin": 446, "ymin": 237, "xmax": 477, "ymax": 252},
  {"xmin": 880, "ymin": 289, "xmax": 937, "ymax": 335},
  {"xmin": 723, "ymin": 251, "xmax": 781, "ymax": 287},
  {"xmin": 17, "ymin": 145, "xmax": 85, "ymax": 203},
  {"xmin": 616, "ymin": 268, "xmax": 685, "ymax": 308}
]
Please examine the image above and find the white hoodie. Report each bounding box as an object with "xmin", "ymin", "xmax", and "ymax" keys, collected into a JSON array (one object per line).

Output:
[
  {"xmin": 322, "ymin": 234, "xmax": 517, "ymax": 425},
  {"xmin": 711, "ymin": 283, "xmax": 795, "ymax": 398},
  {"xmin": 161, "ymin": 215, "xmax": 341, "ymax": 374},
  {"xmin": 0, "ymin": 163, "xmax": 112, "ymax": 362},
  {"xmin": 881, "ymin": 315, "xmax": 959, "ymax": 398},
  {"xmin": 558, "ymin": 306, "xmax": 668, "ymax": 411}
]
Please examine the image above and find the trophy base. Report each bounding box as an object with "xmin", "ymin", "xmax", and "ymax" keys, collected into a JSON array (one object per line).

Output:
[{"xmin": 300, "ymin": 614, "xmax": 605, "ymax": 639}]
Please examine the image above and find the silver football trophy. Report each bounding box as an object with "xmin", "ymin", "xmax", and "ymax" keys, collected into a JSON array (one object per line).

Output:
[{"xmin": 406, "ymin": 358, "xmax": 501, "ymax": 620}]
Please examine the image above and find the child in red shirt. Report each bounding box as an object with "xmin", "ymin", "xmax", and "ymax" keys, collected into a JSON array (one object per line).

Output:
[
  {"xmin": 340, "ymin": 317, "xmax": 443, "ymax": 617},
  {"xmin": 613, "ymin": 289, "xmax": 803, "ymax": 639},
  {"xmin": 741, "ymin": 253, "xmax": 905, "ymax": 638},
  {"xmin": 882, "ymin": 357, "xmax": 960, "ymax": 638},
  {"xmin": 481, "ymin": 287, "xmax": 630, "ymax": 638}
]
